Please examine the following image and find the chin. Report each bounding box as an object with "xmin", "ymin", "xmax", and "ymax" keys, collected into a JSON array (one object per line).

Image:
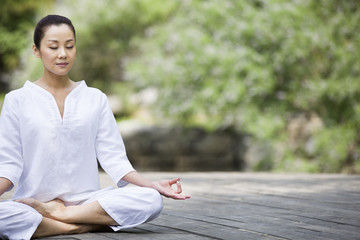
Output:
[{"xmin": 49, "ymin": 69, "xmax": 72, "ymax": 76}]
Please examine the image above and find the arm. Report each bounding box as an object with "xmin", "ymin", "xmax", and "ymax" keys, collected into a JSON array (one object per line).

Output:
[
  {"xmin": 95, "ymin": 93, "xmax": 135, "ymax": 187},
  {"xmin": 94, "ymin": 94, "xmax": 189, "ymax": 200},
  {"xmin": 0, "ymin": 94, "xmax": 23, "ymax": 196},
  {"xmin": 0, "ymin": 177, "xmax": 13, "ymax": 197},
  {"xmin": 122, "ymin": 171, "xmax": 190, "ymax": 200}
]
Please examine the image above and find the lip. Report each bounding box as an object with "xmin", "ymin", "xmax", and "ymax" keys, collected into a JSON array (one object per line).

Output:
[{"xmin": 56, "ymin": 62, "xmax": 69, "ymax": 67}]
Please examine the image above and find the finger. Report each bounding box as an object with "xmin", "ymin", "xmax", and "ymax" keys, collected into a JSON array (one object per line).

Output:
[
  {"xmin": 169, "ymin": 178, "xmax": 180, "ymax": 185},
  {"xmin": 172, "ymin": 194, "xmax": 191, "ymax": 200},
  {"xmin": 176, "ymin": 180, "xmax": 182, "ymax": 194}
]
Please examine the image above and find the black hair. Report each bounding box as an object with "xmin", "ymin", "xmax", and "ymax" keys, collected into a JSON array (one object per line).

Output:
[{"xmin": 34, "ymin": 15, "xmax": 76, "ymax": 49}]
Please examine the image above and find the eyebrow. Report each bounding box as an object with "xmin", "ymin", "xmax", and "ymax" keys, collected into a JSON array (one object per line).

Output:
[{"xmin": 47, "ymin": 39, "xmax": 75, "ymax": 43}]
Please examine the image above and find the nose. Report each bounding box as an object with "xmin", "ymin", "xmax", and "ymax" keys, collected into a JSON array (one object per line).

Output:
[{"xmin": 58, "ymin": 47, "xmax": 67, "ymax": 58}]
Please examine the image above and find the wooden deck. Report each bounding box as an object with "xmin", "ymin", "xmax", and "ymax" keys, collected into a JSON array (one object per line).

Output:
[{"xmin": 2, "ymin": 172, "xmax": 360, "ymax": 240}]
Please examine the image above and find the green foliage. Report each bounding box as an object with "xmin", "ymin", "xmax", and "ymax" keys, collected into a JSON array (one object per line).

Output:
[
  {"xmin": 125, "ymin": 0, "xmax": 360, "ymax": 173},
  {"xmin": 313, "ymin": 125, "xmax": 355, "ymax": 172},
  {"xmin": 57, "ymin": 0, "xmax": 179, "ymax": 91},
  {"xmin": 0, "ymin": 0, "xmax": 52, "ymax": 91},
  {"xmin": 0, "ymin": 94, "xmax": 5, "ymax": 109}
]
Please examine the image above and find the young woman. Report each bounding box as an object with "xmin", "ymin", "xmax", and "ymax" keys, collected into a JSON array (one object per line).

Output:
[{"xmin": 0, "ymin": 15, "xmax": 190, "ymax": 239}]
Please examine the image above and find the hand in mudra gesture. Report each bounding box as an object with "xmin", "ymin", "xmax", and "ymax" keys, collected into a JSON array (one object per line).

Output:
[{"xmin": 152, "ymin": 178, "xmax": 191, "ymax": 200}]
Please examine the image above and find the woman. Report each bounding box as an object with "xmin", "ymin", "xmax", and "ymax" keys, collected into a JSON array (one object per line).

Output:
[{"xmin": 0, "ymin": 15, "xmax": 190, "ymax": 239}]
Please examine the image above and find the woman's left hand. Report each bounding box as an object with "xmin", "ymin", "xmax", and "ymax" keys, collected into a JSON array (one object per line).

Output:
[{"xmin": 152, "ymin": 178, "xmax": 191, "ymax": 200}]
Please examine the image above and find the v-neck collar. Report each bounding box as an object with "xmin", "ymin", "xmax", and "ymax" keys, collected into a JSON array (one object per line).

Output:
[
  {"xmin": 24, "ymin": 80, "xmax": 86, "ymax": 99},
  {"xmin": 24, "ymin": 80, "xmax": 87, "ymax": 122}
]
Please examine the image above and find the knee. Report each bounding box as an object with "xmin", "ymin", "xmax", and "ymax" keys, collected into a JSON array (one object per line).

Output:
[
  {"xmin": 144, "ymin": 188, "xmax": 163, "ymax": 219},
  {"xmin": 0, "ymin": 201, "xmax": 42, "ymax": 239}
]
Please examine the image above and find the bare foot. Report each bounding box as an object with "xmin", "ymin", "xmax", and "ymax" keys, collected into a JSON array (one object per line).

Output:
[{"xmin": 15, "ymin": 198, "xmax": 66, "ymax": 221}]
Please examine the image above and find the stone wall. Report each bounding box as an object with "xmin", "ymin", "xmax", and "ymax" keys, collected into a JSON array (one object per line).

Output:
[
  {"xmin": 121, "ymin": 125, "xmax": 249, "ymax": 171},
  {"xmin": 112, "ymin": 108, "xmax": 326, "ymax": 172}
]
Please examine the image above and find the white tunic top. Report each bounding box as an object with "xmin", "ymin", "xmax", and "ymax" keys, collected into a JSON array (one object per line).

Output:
[{"xmin": 0, "ymin": 81, "xmax": 134, "ymax": 203}]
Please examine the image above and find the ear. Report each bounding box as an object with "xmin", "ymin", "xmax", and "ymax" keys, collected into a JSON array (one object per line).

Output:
[{"xmin": 32, "ymin": 44, "xmax": 41, "ymax": 58}]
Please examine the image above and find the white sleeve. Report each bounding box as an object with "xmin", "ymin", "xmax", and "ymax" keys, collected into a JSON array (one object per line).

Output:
[
  {"xmin": 0, "ymin": 94, "xmax": 23, "ymax": 190},
  {"xmin": 95, "ymin": 93, "xmax": 135, "ymax": 187}
]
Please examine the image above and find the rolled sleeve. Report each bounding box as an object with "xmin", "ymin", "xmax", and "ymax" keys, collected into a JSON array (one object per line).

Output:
[
  {"xmin": 95, "ymin": 93, "xmax": 135, "ymax": 187},
  {"xmin": 0, "ymin": 94, "xmax": 23, "ymax": 189}
]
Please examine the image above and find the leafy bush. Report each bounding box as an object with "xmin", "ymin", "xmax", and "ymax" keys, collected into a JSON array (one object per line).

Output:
[
  {"xmin": 0, "ymin": 0, "xmax": 52, "ymax": 91},
  {"xmin": 61, "ymin": 0, "xmax": 178, "ymax": 92},
  {"xmin": 125, "ymin": 0, "xmax": 360, "ymax": 172}
]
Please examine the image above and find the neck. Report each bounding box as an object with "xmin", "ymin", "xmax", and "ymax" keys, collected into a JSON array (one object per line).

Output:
[{"xmin": 38, "ymin": 72, "xmax": 72, "ymax": 90}]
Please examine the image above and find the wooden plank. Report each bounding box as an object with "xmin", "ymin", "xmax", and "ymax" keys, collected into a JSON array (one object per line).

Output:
[
  {"xmin": 164, "ymin": 195, "xmax": 359, "ymax": 227},
  {"xmin": 34, "ymin": 233, "xmax": 113, "ymax": 240},
  {"xmin": 149, "ymin": 214, "xmax": 282, "ymax": 240},
  {"xmin": 36, "ymin": 232, "xmax": 209, "ymax": 240},
  {"xmin": 164, "ymin": 196, "xmax": 360, "ymax": 240},
  {"xmin": 170, "ymin": 187, "xmax": 360, "ymax": 225},
  {"xmin": 159, "ymin": 208, "xmax": 333, "ymax": 240},
  {"xmin": 94, "ymin": 232, "xmax": 212, "ymax": 240},
  {"xmin": 155, "ymin": 173, "xmax": 360, "ymax": 240}
]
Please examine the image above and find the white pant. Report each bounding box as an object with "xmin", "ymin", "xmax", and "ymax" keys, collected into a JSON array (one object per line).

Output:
[{"xmin": 0, "ymin": 187, "xmax": 163, "ymax": 240}]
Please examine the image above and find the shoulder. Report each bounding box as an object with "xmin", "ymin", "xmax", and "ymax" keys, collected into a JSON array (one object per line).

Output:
[
  {"xmin": 4, "ymin": 85, "xmax": 29, "ymax": 105},
  {"xmin": 85, "ymin": 86, "xmax": 105, "ymax": 97},
  {"xmin": 79, "ymin": 81, "xmax": 108, "ymax": 104},
  {"xmin": 1, "ymin": 86, "xmax": 29, "ymax": 117},
  {"xmin": 83, "ymin": 86, "xmax": 107, "ymax": 100},
  {"xmin": 79, "ymin": 81, "xmax": 103, "ymax": 95}
]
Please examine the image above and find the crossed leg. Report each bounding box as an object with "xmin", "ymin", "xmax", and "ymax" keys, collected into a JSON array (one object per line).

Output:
[
  {"xmin": 16, "ymin": 198, "xmax": 114, "ymax": 237},
  {"xmin": 17, "ymin": 188, "xmax": 163, "ymax": 238},
  {"xmin": 33, "ymin": 217, "xmax": 111, "ymax": 238}
]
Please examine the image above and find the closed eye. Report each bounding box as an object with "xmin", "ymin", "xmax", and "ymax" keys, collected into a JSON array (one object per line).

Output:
[{"xmin": 49, "ymin": 46, "xmax": 74, "ymax": 50}]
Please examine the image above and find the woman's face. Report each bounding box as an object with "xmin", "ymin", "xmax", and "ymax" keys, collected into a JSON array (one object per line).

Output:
[{"xmin": 34, "ymin": 24, "xmax": 76, "ymax": 77}]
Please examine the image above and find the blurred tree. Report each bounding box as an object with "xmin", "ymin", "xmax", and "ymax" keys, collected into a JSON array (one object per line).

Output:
[
  {"xmin": 125, "ymin": 0, "xmax": 360, "ymax": 173},
  {"xmin": 0, "ymin": 0, "xmax": 52, "ymax": 92},
  {"xmin": 63, "ymin": 0, "xmax": 179, "ymax": 91}
]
